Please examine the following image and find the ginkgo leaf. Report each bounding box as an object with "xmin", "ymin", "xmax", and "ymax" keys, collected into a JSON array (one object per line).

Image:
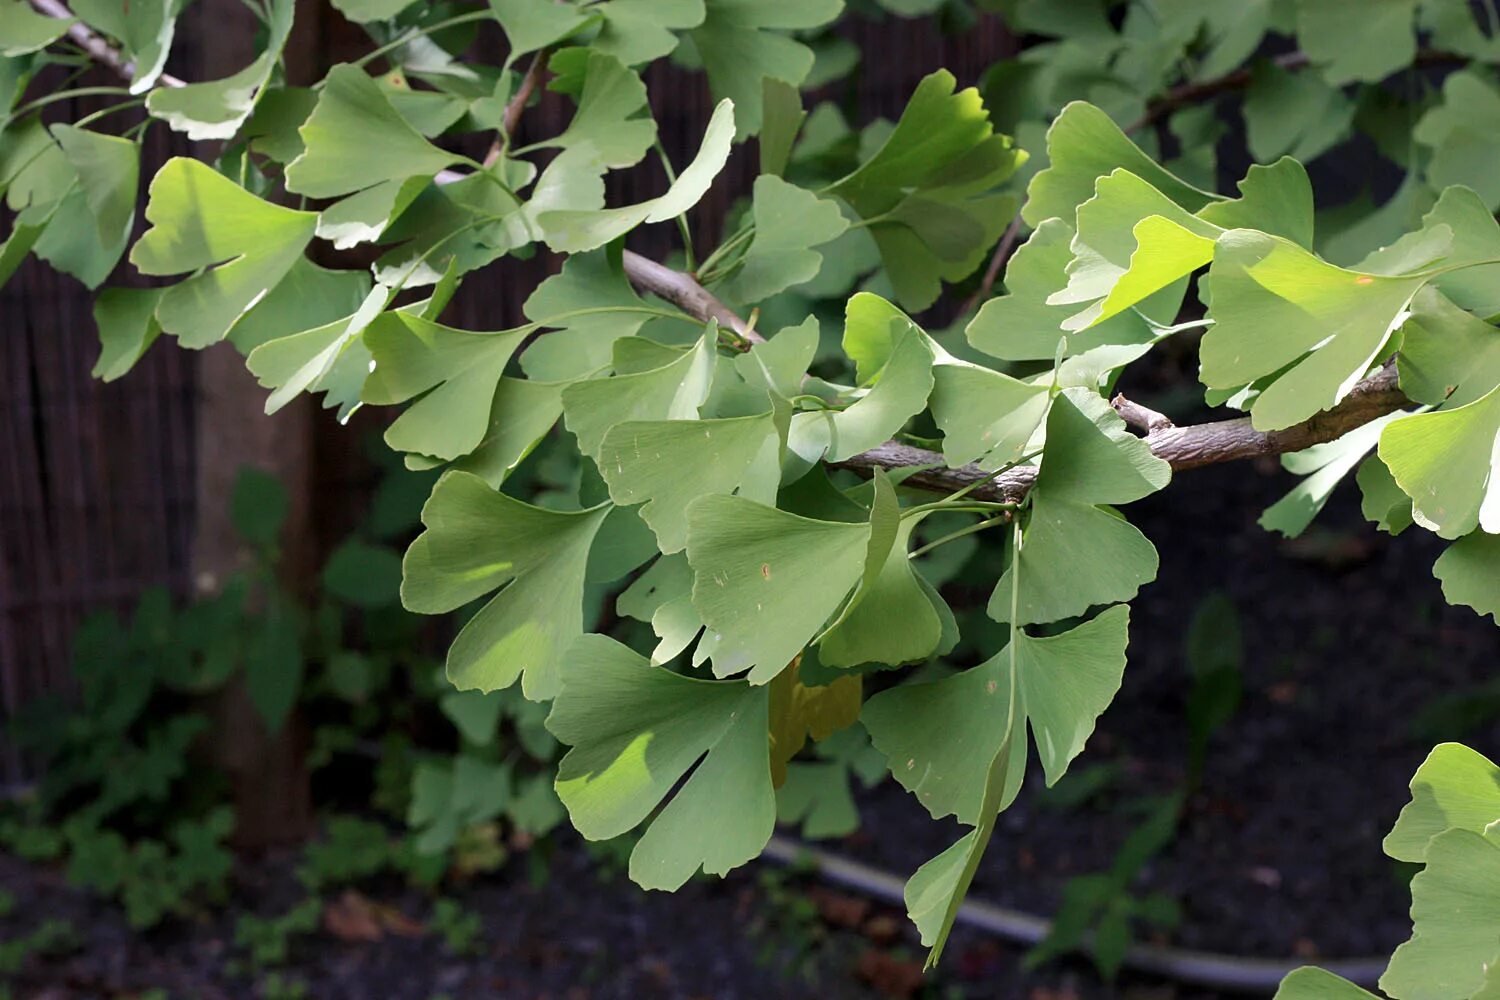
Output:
[
  {"xmin": 1033, "ymin": 388, "xmax": 1171, "ymax": 506},
  {"xmin": 1384, "ymin": 742, "xmax": 1500, "ymax": 862},
  {"xmin": 1022, "ymin": 101, "xmax": 1217, "ymax": 228},
  {"xmin": 315, "ymin": 175, "xmax": 429, "ymax": 250},
  {"xmin": 865, "ymin": 605, "xmax": 1128, "ymax": 824},
  {"xmin": 1380, "ymin": 827, "xmax": 1500, "ymax": 1000},
  {"xmin": 447, "ymin": 376, "xmax": 567, "ymax": 487},
  {"xmin": 824, "ymin": 324, "xmax": 935, "ymax": 462},
  {"xmin": 1051, "ymin": 168, "xmax": 1216, "ymax": 329},
  {"xmin": 561, "ymin": 327, "xmax": 717, "ymax": 457},
  {"xmin": 520, "ymin": 246, "xmax": 669, "ymax": 380},
  {"xmin": 1259, "ymin": 412, "xmax": 1402, "ymax": 539},
  {"xmin": 244, "ymin": 283, "xmax": 389, "ymax": 415},
  {"xmin": 616, "ymin": 553, "xmax": 703, "ymax": 663},
  {"xmin": 51, "ymin": 125, "xmax": 138, "ymax": 245},
  {"xmin": 69, "ymin": 0, "xmax": 182, "ymax": 93},
  {"xmin": 285, "ymin": 63, "xmax": 467, "ymax": 198},
  {"xmin": 759, "ymin": 77, "xmax": 804, "ymax": 177},
  {"xmin": 1273, "ymin": 968, "xmax": 1379, "ymax": 1000},
  {"xmin": 0, "ymin": 0, "xmax": 71, "ymax": 55},
  {"xmin": 91, "ymin": 286, "xmax": 162, "ymax": 382},
  {"xmin": 1200, "ymin": 228, "xmax": 1436, "ymax": 431},
  {"xmin": 989, "ymin": 495, "xmax": 1157, "ymax": 624},
  {"xmin": 531, "ymin": 48, "xmax": 655, "ymax": 168},
  {"xmin": 401, "ymin": 471, "xmax": 610, "ymax": 699},
  {"xmin": 548, "ymin": 633, "xmax": 774, "ymax": 890},
  {"xmin": 687, "ymin": 0, "xmax": 844, "ymax": 139},
  {"xmin": 1399, "ymin": 287, "xmax": 1500, "ymax": 408},
  {"xmin": 145, "ymin": 0, "xmax": 292, "ymax": 140},
  {"xmin": 930, "ymin": 361, "xmax": 1050, "ymax": 470},
  {"xmin": 1296, "ymin": 0, "xmax": 1415, "ymax": 85},
  {"xmin": 767, "ymin": 658, "xmax": 861, "ymax": 785},
  {"xmin": 1356, "ymin": 454, "xmax": 1414, "ymax": 536},
  {"xmin": 590, "ymin": 0, "xmax": 705, "ymax": 66},
  {"xmin": 685, "ymin": 488, "xmax": 898, "ymax": 683},
  {"xmin": 362, "ymin": 312, "xmax": 530, "ymax": 460},
  {"xmin": 1196, "ymin": 157, "xmax": 1316, "ymax": 248},
  {"xmin": 733, "ymin": 315, "xmax": 818, "ymax": 398},
  {"xmin": 598, "ymin": 411, "xmax": 781, "ymax": 553},
  {"xmin": 130, "ymin": 157, "xmax": 318, "ymax": 347},
  {"xmin": 1378, "ymin": 383, "xmax": 1500, "ymax": 537},
  {"xmin": 726, "ymin": 175, "xmax": 848, "ymax": 303},
  {"xmin": 828, "ymin": 71, "xmax": 1022, "ymax": 309},
  {"xmin": 1434, "ymin": 533, "xmax": 1500, "ymax": 624},
  {"xmin": 330, "ymin": 0, "xmax": 413, "ymax": 21},
  {"xmin": 488, "ymin": 0, "xmax": 591, "ymax": 58},
  {"xmin": 539, "ymin": 99, "xmax": 735, "ymax": 252},
  {"xmin": 1414, "ymin": 70, "xmax": 1500, "ymax": 211},
  {"xmin": 966, "ymin": 219, "xmax": 1155, "ymax": 363},
  {"xmin": 1384, "ymin": 186, "xmax": 1500, "ymax": 320},
  {"xmin": 228, "ymin": 256, "xmax": 372, "ymax": 353},
  {"xmin": 818, "ymin": 516, "xmax": 946, "ymax": 667},
  {"xmin": 1244, "ymin": 63, "xmax": 1356, "ymax": 166}
]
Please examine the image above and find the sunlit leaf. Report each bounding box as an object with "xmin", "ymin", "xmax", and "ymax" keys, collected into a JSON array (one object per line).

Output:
[{"xmin": 549, "ymin": 633, "xmax": 774, "ymax": 889}]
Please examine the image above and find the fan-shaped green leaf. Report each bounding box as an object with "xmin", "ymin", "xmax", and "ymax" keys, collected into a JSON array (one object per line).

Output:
[
  {"xmin": 51, "ymin": 125, "xmax": 137, "ymax": 245},
  {"xmin": 1399, "ymin": 287, "xmax": 1500, "ymax": 408},
  {"xmin": 590, "ymin": 0, "xmax": 704, "ymax": 66},
  {"xmin": 685, "ymin": 493, "xmax": 887, "ymax": 683},
  {"xmin": 538, "ymin": 99, "xmax": 735, "ymax": 252},
  {"xmin": 930, "ymin": 361, "xmax": 1050, "ymax": 469},
  {"xmin": 865, "ymin": 605, "xmax": 1129, "ymax": 821},
  {"xmin": 687, "ymin": 0, "xmax": 844, "ymax": 139},
  {"xmin": 1034, "ymin": 388, "xmax": 1171, "ymax": 505},
  {"xmin": 989, "ymin": 495, "xmax": 1156, "ymax": 624},
  {"xmin": 91, "ymin": 287, "xmax": 162, "ymax": 382},
  {"xmin": 0, "ymin": 0, "xmax": 71, "ymax": 55},
  {"xmin": 363, "ymin": 313, "xmax": 530, "ymax": 460},
  {"xmin": 549, "ymin": 633, "xmax": 774, "ymax": 889},
  {"xmin": 819, "ymin": 516, "xmax": 945, "ymax": 667},
  {"xmin": 1434, "ymin": 534, "xmax": 1500, "ymax": 624},
  {"xmin": 285, "ymin": 64, "xmax": 466, "ymax": 198},
  {"xmin": 598, "ymin": 411, "xmax": 781, "ymax": 553},
  {"xmin": 130, "ymin": 157, "xmax": 318, "ymax": 347},
  {"xmin": 401, "ymin": 471, "xmax": 610, "ymax": 699},
  {"xmin": 145, "ymin": 0, "xmax": 292, "ymax": 140},
  {"xmin": 561, "ymin": 327, "xmax": 717, "ymax": 457},
  {"xmin": 824, "ymin": 324, "xmax": 935, "ymax": 462},
  {"xmin": 1022, "ymin": 101, "xmax": 1216, "ymax": 228},
  {"xmin": 1259, "ymin": 412, "xmax": 1401, "ymax": 539},
  {"xmin": 966, "ymin": 219, "xmax": 1154, "ymax": 362},
  {"xmin": 1385, "ymin": 743, "xmax": 1500, "ymax": 862},
  {"xmin": 1296, "ymin": 0, "xmax": 1415, "ymax": 85},
  {"xmin": 1201, "ymin": 229, "xmax": 1435, "ymax": 431},
  {"xmin": 1380, "ymin": 827, "xmax": 1500, "ymax": 999},
  {"xmin": 532, "ymin": 48, "xmax": 654, "ymax": 168},
  {"xmin": 726, "ymin": 175, "xmax": 848, "ymax": 303},
  {"xmin": 828, "ymin": 71, "xmax": 1022, "ymax": 309},
  {"xmin": 1414, "ymin": 70, "xmax": 1500, "ymax": 210},
  {"xmin": 487, "ymin": 0, "xmax": 591, "ymax": 57},
  {"xmin": 1379, "ymin": 383, "xmax": 1500, "ymax": 537},
  {"xmin": 1273, "ymin": 967, "xmax": 1379, "ymax": 999}
]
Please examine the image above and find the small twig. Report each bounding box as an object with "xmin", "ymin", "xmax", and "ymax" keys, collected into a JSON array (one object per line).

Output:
[
  {"xmin": 959, "ymin": 213, "xmax": 1023, "ymax": 315},
  {"xmin": 620, "ymin": 251, "xmax": 762, "ymax": 344},
  {"xmin": 1127, "ymin": 48, "xmax": 1459, "ymax": 133},
  {"xmin": 1111, "ymin": 394, "xmax": 1174, "ymax": 434},
  {"xmin": 482, "ymin": 49, "xmax": 549, "ymax": 167},
  {"xmin": 28, "ymin": 0, "xmax": 185, "ymax": 88}
]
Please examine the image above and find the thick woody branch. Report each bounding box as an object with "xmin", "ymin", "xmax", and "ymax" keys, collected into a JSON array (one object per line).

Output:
[{"xmin": 28, "ymin": 0, "xmax": 185, "ymax": 87}]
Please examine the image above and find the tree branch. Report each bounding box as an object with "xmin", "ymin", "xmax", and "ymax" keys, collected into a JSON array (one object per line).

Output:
[
  {"xmin": 44, "ymin": 1, "xmax": 1415, "ymax": 504},
  {"xmin": 620, "ymin": 251, "xmax": 762, "ymax": 343},
  {"xmin": 1127, "ymin": 49, "xmax": 1458, "ymax": 133},
  {"xmin": 28, "ymin": 0, "xmax": 185, "ymax": 88}
]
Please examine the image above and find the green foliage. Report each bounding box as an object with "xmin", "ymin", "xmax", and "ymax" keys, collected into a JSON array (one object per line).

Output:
[
  {"xmin": 1276, "ymin": 744, "xmax": 1500, "ymax": 1000},
  {"xmin": 13, "ymin": 0, "xmax": 1500, "ymax": 982}
]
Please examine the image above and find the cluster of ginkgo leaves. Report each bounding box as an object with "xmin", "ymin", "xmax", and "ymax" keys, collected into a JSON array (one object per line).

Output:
[{"xmin": 4, "ymin": 0, "xmax": 1500, "ymax": 984}]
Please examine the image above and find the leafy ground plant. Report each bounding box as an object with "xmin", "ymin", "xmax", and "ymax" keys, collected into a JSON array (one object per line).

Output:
[{"xmin": 6, "ymin": 0, "xmax": 1500, "ymax": 986}]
